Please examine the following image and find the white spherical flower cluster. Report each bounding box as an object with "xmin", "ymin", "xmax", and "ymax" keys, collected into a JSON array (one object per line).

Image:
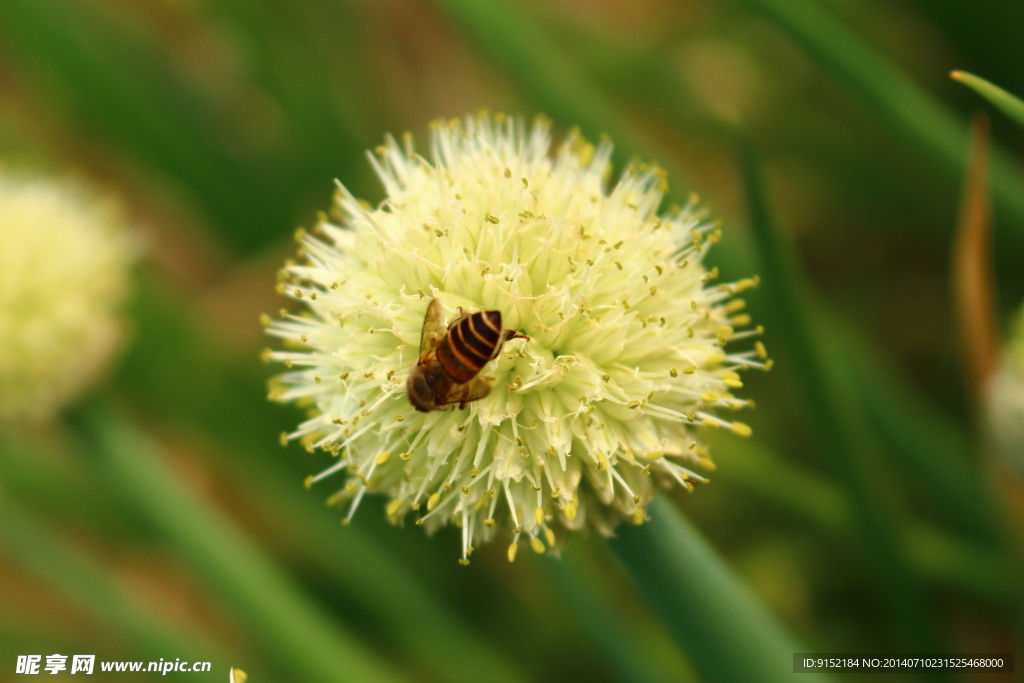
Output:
[
  {"xmin": 267, "ymin": 114, "xmax": 768, "ymax": 563},
  {"xmin": 0, "ymin": 172, "xmax": 134, "ymax": 423}
]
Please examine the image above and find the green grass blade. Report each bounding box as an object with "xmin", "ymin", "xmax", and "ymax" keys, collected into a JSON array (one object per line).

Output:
[
  {"xmin": 233, "ymin": 460, "xmax": 532, "ymax": 683},
  {"xmin": 717, "ymin": 438, "xmax": 1013, "ymax": 604},
  {"xmin": 737, "ymin": 128, "xmax": 937, "ymax": 652},
  {"xmin": 425, "ymin": 0, "xmax": 705, "ymax": 197},
  {"xmin": 835, "ymin": 315, "xmax": 998, "ymax": 539},
  {"xmin": 740, "ymin": 0, "xmax": 1024, "ymax": 248},
  {"xmin": 953, "ymin": 71, "xmax": 1024, "ymax": 129},
  {"xmin": 427, "ymin": 0, "xmax": 630, "ymax": 144},
  {"xmin": 83, "ymin": 406, "xmax": 406, "ymax": 683},
  {"xmin": 0, "ymin": 0, "xmax": 292, "ymax": 251},
  {"xmin": 611, "ymin": 496, "xmax": 834, "ymax": 683},
  {"xmin": 0, "ymin": 490, "xmax": 231, "ymax": 665}
]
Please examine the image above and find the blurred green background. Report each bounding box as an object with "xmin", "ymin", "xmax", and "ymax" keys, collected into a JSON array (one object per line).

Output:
[{"xmin": 1, "ymin": 0, "xmax": 1023, "ymax": 681}]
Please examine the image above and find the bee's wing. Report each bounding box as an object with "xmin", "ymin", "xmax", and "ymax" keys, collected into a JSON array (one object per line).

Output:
[
  {"xmin": 439, "ymin": 376, "xmax": 493, "ymax": 408},
  {"xmin": 418, "ymin": 298, "xmax": 447, "ymax": 363}
]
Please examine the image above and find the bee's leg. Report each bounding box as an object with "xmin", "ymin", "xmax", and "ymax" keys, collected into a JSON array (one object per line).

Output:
[{"xmin": 500, "ymin": 329, "xmax": 530, "ymax": 344}]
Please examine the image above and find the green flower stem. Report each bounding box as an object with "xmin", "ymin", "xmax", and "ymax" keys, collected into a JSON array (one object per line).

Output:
[
  {"xmin": 953, "ymin": 71, "xmax": 1024, "ymax": 129},
  {"xmin": 549, "ymin": 544, "xmax": 699, "ymax": 683},
  {"xmin": 611, "ymin": 496, "xmax": 834, "ymax": 683},
  {"xmin": 738, "ymin": 129, "xmax": 935, "ymax": 652},
  {"xmin": 83, "ymin": 406, "xmax": 406, "ymax": 683},
  {"xmin": 231, "ymin": 459, "xmax": 532, "ymax": 683},
  {"xmin": 739, "ymin": 0, "xmax": 1024, "ymax": 248},
  {"xmin": 0, "ymin": 490, "xmax": 231, "ymax": 665}
]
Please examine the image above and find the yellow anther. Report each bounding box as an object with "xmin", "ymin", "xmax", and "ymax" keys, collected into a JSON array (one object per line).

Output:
[
  {"xmin": 304, "ymin": 475, "xmax": 314, "ymax": 489},
  {"xmin": 731, "ymin": 421, "xmax": 753, "ymax": 438},
  {"xmin": 508, "ymin": 543, "xmax": 519, "ymax": 563},
  {"xmin": 458, "ymin": 558, "xmax": 470, "ymax": 566},
  {"xmin": 764, "ymin": 359, "xmax": 775, "ymax": 372},
  {"xmin": 427, "ymin": 492, "xmax": 441, "ymax": 511},
  {"xmin": 755, "ymin": 341, "xmax": 768, "ymax": 359},
  {"xmin": 386, "ymin": 499, "xmax": 404, "ymax": 516},
  {"xmin": 721, "ymin": 371, "xmax": 743, "ymax": 389},
  {"xmin": 564, "ymin": 501, "xmax": 578, "ymax": 521},
  {"xmin": 535, "ymin": 507, "xmax": 545, "ymax": 526},
  {"xmin": 670, "ymin": 368, "xmax": 678, "ymax": 377},
  {"xmin": 545, "ymin": 528, "xmax": 556, "ymax": 547},
  {"xmin": 705, "ymin": 353, "xmax": 726, "ymax": 367},
  {"xmin": 730, "ymin": 314, "xmax": 751, "ymax": 327},
  {"xmin": 735, "ymin": 277, "xmax": 760, "ymax": 292},
  {"xmin": 485, "ymin": 518, "xmax": 496, "ymax": 527},
  {"xmin": 399, "ymin": 452, "xmax": 413, "ymax": 461},
  {"xmin": 725, "ymin": 299, "xmax": 746, "ymax": 313},
  {"xmin": 530, "ymin": 536, "xmax": 546, "ymax": 554},
  {"xmin": 702, "ymin": 418, "xmax": 721, "ymax": 429},
  {"xmin": 375, "ymin": 451, "xmax": 391, "ymax": 465},
  {"xmin": 701, "ymin": 392, "xmax": 719, "ymax": 403}
]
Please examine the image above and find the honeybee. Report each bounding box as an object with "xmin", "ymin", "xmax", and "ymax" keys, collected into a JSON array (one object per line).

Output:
[{"xmin": 407, "ymin": 298, "xmax": 527, "ymax": 412}]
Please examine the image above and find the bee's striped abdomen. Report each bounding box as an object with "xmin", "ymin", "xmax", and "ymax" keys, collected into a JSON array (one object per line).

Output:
[{"xmin": 437, "ymin": 310, "xmax": 502, "ymax": 383}]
